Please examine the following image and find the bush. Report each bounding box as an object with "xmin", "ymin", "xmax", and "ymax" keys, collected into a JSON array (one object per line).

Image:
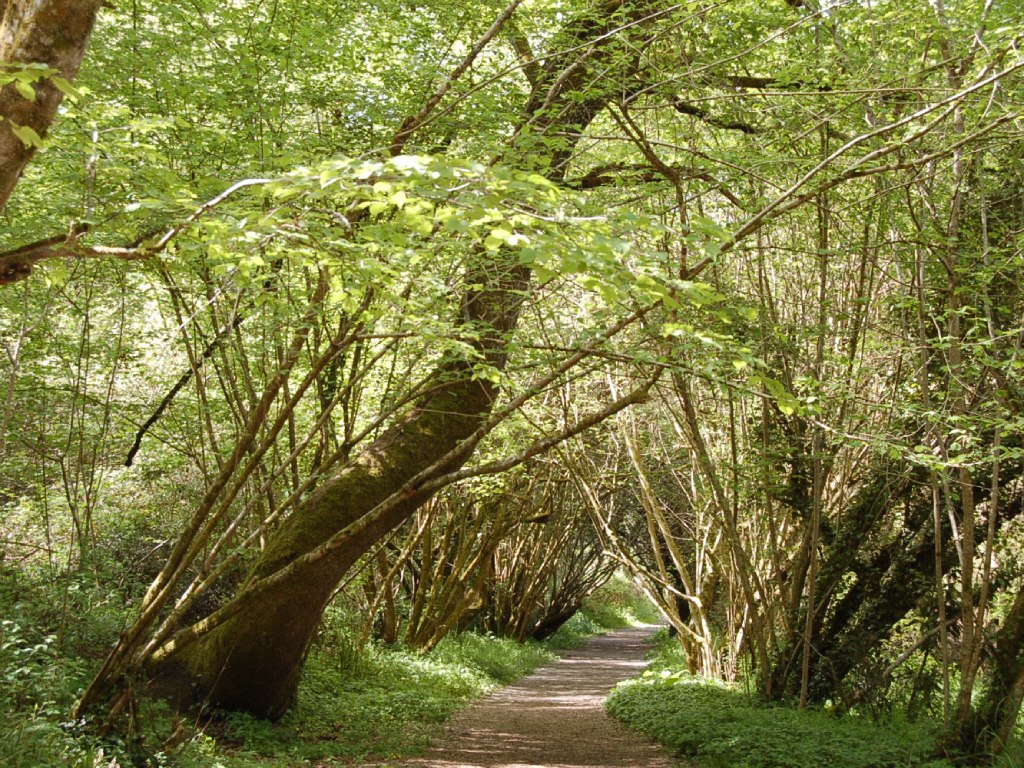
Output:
[
  {"xmin": 543, "ymin": 612, "xmax": 604, "ymax": 649},
  {"xmin": 433, "ymin": 632, "xmax": 553, "ymax": 684},
  {"xmin": 0, "ymin": 618, "xmax": 97, "ymax": 768}
]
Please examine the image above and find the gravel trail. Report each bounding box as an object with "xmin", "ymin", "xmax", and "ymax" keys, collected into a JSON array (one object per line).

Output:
[{"xmin": 396, "ymin": 627, "xmax": 678, "ymax": 768}]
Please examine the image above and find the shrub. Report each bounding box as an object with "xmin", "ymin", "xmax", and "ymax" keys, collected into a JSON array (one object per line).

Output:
[
  {"xmin": 432, "ymin": 632, "xmax": 554, "ymax": 684},
  {"xmin": 0, "ymin": 618, "xmax": 96, "ymax": 768},
  {"xmin": 543, "ymin": 612, "xmax": 604, "ymax": 649}
]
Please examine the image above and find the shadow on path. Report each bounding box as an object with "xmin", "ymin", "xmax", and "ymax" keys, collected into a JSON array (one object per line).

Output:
[{"xmin": 395, "ymin": 626, "xmax": 678, "ymax": 768}]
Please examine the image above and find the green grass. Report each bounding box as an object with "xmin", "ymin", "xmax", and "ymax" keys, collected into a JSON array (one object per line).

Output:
[{"xmin": 607, "ymin": 635, "xmax": 953, "ymax": 768}]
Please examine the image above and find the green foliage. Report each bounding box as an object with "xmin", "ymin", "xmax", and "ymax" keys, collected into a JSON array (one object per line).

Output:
[
  {"xmin": 0, "ymin": 551, "xmax": 153, "ymax": 768},
  {"xmin": 580, "ymin": 573, "xmax": 662, "ymax": 629},
  {"xmin": 0, "ymin": 617, "xmax": 97, "ymax": 768},
  {"xmin": 607, "ymin": 642, "xmax": 953, "ymax": 768},
  {"xmin": 432, "ymin": 632, "xmax": 553, "ymax": 685},
  {"xmin": 543, "ymin": 612, "xmax": 605, "ymax": 650},
  {"xmin": 0, "ymin": 569, "xmax": 555, "ymax": 768},
  {"xmin": 542, "ymin": 574, "xmax": 661, "ymax": 649},
  {"xmin": 998, "ymin": 725, "xmax": 1024, "ymax": 768}
]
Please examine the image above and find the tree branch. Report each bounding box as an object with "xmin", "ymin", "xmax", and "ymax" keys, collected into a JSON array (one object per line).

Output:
[
  {"xmin": 0, "ymin": 223, "xmax": 146, "ymax": 284},
  {"xmin": 389, "ymin": 0, "xmax": 525, "ymax": 156},
  {"xmin": 0, "ymin": 178, "xmax": 274, "ymax": 286},
  {"xmin": 673, "ymin": 99, "xmax": 760, "ymax": 134},
  {"xmin": 506, "ymin": 15, "xmax": 542, "ymax": 88},
  {"xmin": 569, "ymin": 162, "xmax": 747, "ymax": 209},
  {"xmin": 124, "ymin": 313, "xmax": 247, "ymax": 466}
]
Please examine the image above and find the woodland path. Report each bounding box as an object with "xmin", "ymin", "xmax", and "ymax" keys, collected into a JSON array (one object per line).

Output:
[{"xmin": 394, "ymin": 626, "xmax": 679, "ymax": 768}]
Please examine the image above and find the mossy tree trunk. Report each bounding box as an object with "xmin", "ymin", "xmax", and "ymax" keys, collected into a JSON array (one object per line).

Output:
[
  {"xmin": 768, "ymin": 451, "xmax": 1023, "ymax": 709},
  {"xmin": 152, "ymin": 353, "xmax": 510, "ymax": 716}
]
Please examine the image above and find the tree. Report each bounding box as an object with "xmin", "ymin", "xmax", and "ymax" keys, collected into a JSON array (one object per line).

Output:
[{"xmin": 74, "ymin": 0, "xmax": 668, "ymax": 719}]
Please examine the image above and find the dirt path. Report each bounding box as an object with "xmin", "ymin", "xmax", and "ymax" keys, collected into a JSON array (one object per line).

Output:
[{"xmin": 397, "ymin": 627, "xmax": 678, "ymax": 768}]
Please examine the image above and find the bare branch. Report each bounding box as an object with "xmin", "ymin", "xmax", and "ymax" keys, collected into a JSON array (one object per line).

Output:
[
  {"xmin": 673, "ymin": 99, "xmax": 760, "ymax": 134},
  {"xmin": 0, "ymin": 178, "xmax": 274, "ymax": 285}
]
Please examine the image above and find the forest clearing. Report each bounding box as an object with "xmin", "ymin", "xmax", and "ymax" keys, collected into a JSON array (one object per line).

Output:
[{"xmin": 1, "ymin": 0, "xmax": 1023, "ymax": 766}]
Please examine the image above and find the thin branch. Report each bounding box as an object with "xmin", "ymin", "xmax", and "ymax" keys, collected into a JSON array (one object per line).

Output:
[
  {"xmin": 124, "ymin": 313, "xmax": 247, "ymax": 466},
  {"xmin": 389, "ymin": 0, "xmax": 525, "ymax": 156},
  {"xmin": 673, "ymin": 99, "xmax": 761, "ymax": 134},
  {"xmin": 0, "ymin": 178, "xmax": 275, "ymax": 286}
]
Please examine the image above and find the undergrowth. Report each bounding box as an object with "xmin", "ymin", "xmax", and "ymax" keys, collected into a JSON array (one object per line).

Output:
[
  {"xmin": 0, "ymin": 573, "xmax": 560, "ymax": 768},
  {"xmin": 579, "ymin": 573, "xmax": 662, "ymax": 630},
  {"xmin": 544, "ymin": 611, "xmax": 605, "ymax": 649},
  {"xmin": 0, "ymin": 561, "xmax": 648, "ymax": 767},
  {"xmin": 177, "ymin": 631, "xmax": 556, "ymax": 767},
  {"xmin": 607, "ymin": 632, "xmax": 955, "ymax": 768},
  {"xmin": 0, "ymin": 564, "xmax": 133, "ymax": 768},
  {"xmin": 542, "ymin": 573, "xmax": 661, "ymax": 649}
]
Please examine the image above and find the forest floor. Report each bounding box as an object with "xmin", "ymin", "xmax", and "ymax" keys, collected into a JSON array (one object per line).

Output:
[{"xmin": 388, "ymin": 626, "xmax": 678, "ymax": 768}]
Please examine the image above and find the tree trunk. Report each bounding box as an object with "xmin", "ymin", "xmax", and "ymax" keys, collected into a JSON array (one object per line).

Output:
[
  {"xmin": 148, "ymin": 265, "xmax": 524, "ymax": 718},
  {"xmin": 947, "ymin": 585, "xmax": 1024, "ymax": 763},
  {"xmin": 0, "ymin": 0, "xmax": 103, "ymax": 216}
]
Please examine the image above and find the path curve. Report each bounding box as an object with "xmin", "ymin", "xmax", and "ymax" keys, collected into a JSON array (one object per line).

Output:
[{"xmin": 399, "ymin": 627, "xmax": 677, "ymax": 768}]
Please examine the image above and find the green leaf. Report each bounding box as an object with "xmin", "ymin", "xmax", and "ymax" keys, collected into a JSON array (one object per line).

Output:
[
  {"xmin": 50, "ymin": 76, "xmax": 81, "ymax": 100},
  {"xmin": 319, "ymin": 169, "xmax": 339, "ymax": 188},
  {"xmin": 9, "ymin": 123, "xmax": 43, "ymax": 148},
  {"xmin": 389, "ymin": 189, "xmax": 408, "ymax": 208},
  {"xmin": 14, "ymin": 80, "xmax": 35, "ymax": 101}
]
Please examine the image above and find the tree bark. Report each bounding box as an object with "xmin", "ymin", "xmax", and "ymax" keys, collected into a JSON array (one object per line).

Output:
[{"xmin": 0, "ymin": 0, "xmax": 103, "ymax": 215}]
